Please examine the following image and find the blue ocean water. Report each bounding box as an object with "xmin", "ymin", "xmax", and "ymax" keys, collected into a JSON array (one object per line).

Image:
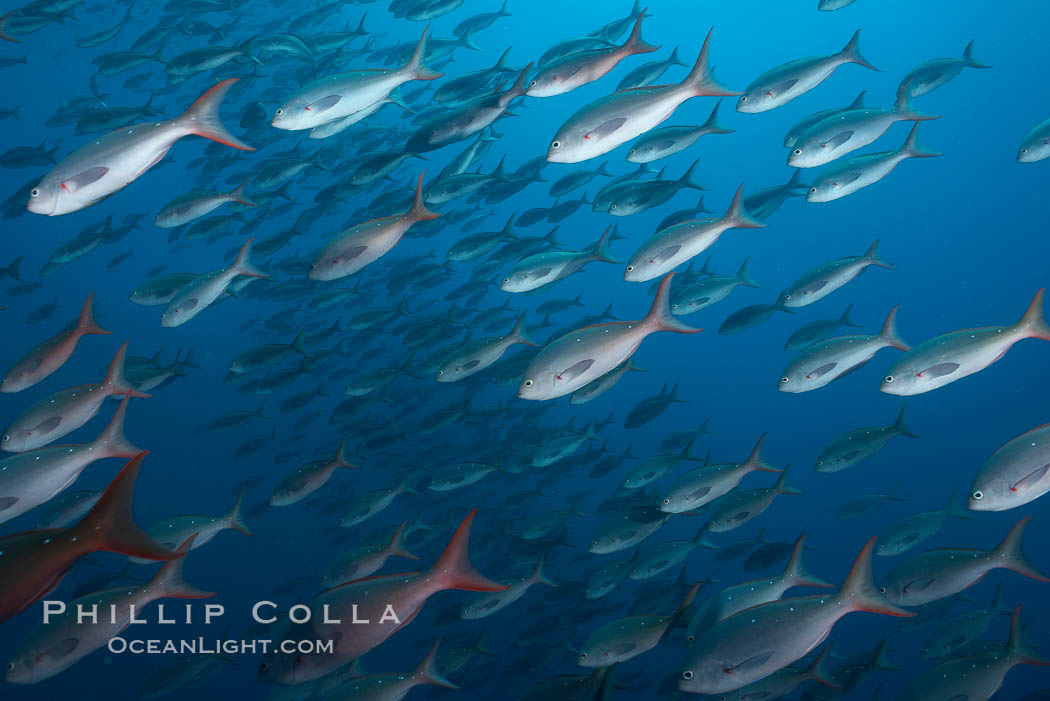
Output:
[{"xmin": 0, "ymin": 0, "xmax": 1049, "ymax": 698}]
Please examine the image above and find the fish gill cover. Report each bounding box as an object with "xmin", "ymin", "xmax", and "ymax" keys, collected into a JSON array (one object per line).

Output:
[{"xmin": 0, "ymin": 0, "xmax": 1048, "ymax": 698}]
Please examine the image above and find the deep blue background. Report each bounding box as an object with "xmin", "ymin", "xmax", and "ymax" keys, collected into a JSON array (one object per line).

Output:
[{"xmin": 1, "ymin": 0, "xmax": 1049, "ymax": 698}]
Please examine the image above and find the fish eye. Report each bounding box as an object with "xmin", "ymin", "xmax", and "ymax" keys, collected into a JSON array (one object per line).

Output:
[
  {"xmin": 260, "ymin": 662, "xmax": 269, "ymax": 671},
  {"xmin": 739, "ymin": 96, "xmax": 747, "ymax": 102},
  {"xmin": 523, "ymin": 379, "xmax": 533, "ymax": 387},
  {"xmin": 793, "ymin": 149, "xmax": 802, "ymax": 156},
  {"xmin": 610, "ymin": 204, "xmax": 616, "ymax": 210},
  {"xmin": 275, "ymin": 109, "xmax": 283, "ymax": 115},
  {"xmin": 502, "ymin": 277, "xmax": 510, "ymax": 283},
  {"xmin": 879, "ymin": 586, "xmax": 887, "ymax": 594},
  {"xmin": 626, "ymin": 265, "xmax": 634, "ymax": 271},
  {"xmin": 1021, "ymin": 148, "xmax": 1028, "ymax": 153},
  {"xmin": 972, "ymin": 490, "xmax": 983, "ymax": 500},
  {"xmin": 780, "ymin": 377, "xmax": 789, "ymax": 383},
  {"xmin": 784, "ymin": 294, "xmax": 791, "ymax": 299},
  {"xmin": 681, "ymin": 670, "xmax": 694, "ymax": 680},
  {"xmin": 662, "ymin": 498, "xmax": 670, "ymax": 504},
  {"xmin": 809, "ymin": 188, "xmax": 817, "ymax": 193},
  {"xmin": 6, "ymin": 662, "xmax": 13, "ymax": 671},
  {"xmin": 2, "ymin": 435, "xmax": 8, "ymax": 442},
  {"xmin": 551, "ymin": 141, "xmax": 561, "ymax": 149},
  {"xmin": 579, "ymin": 652, "xmax": 587, "ymax": 658},
  {"xmin": 437, "ymin": 370, "xmax": 443, "ymax": 376},
  {"xmin": 884, "ymin": 375, "xmax": 894, "ymax": 383},
  {"xmin": 529, "ymin": 80, "xmax": 537, "ymax": 87},
  {"xmin": 30, "ymin": 188, "xmax": 40, "ymax": 197}
]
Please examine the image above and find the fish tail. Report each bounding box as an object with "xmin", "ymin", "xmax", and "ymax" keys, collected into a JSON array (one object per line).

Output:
[
  {"xmin": 1017, "ymin": 288, "xmax": 1050, "ymax": 341},
  {"xmin": 837, "ymin": 537, "xmax": 913, "ymax": 616},
  {"xmin": 105, "ymin": 342, "xmax": 152, "ymax": 398},
  {"xmin": 878, "ymin": 305, "xmax": 910, "ymax": 351},
  {"xmin": 806, "ymin": 646, "xmax": 841, "ymax": 689},
  {"xmin": 871, "ymin": 637, "xmax": 902, "ymax": 670},
  {"xmin": 993, "ymin": 517, "xmax": 1050, "ymax": 582},
  {"xmin": 944, "ymin": 485, "xmax": 975, "ymax": 520},
  {"xmin": 413, "ymin": 641, "xmax": 459, "ymax": 689},
  {"xmin": 622, "ymin": 11, "xmax": 658, "ymax": 54},
  {"xmin": 230, "ymin": 237, "xmax": 269, "ymax": 279},
  {"xmin": 667, "ymin": 581, "xmax": 703, "ymax": 631},
  {"xmin": 228, "ymin": 177, "xmax": 256, "ymax": 207},
  {"xmin": 681, "ymin": 29, "xmax": 740, "ymax": 97},
  {"xmin": 784, "ymin": 534, "xmax": 832, "ymax": 588},
  {"xmin": 839, "ymin": 303, "xmax": 861, "ymax": 327},
  {"xmin": 405, "ymin": 25, "xmax": 443, "ymax": 81},
  {"xmin": 0, "ymin": 10, "xmax": 20, "ymax": 43},
  {"xmin": 744, "ymin": 433, "xmax": 780, "ymax": 473},
  {"xmin": 429, "ymin": 509, "xmax": 507, "ymax": 592},
  {"xmin": 72, "ymin": 453, "xmax": 177, "ymax": 561},
  {"xmin": 76, "ymin": 292, "xmax": 111, "ymax": 336},
  {"xmin": 1007, "ymin": 606, "xmax": 1050, "ymax": 665},
  {"xmin": 179, "ymin": 78, "xmax": 254, "ymax": 151},
  {"xmin": 891, "ymin": 405, "xmax": 919, "ymax": 439},
  {"xmin": 668, "ymin": 45, "xmax": 686, "ymax": 67},
  {"xmin": 892, "ymin": 89, "xmax": 939, "ymax": 122},
  {"xmin": 962, "ymin": 39, "xmax": 992, "ymax": 69},
  {"xmin": 473, "ymin": 628, "xmax": 497, "ymax": 655},
  {"xmin": 333, "ymin": 434, "xmax": 357, "ymax": 470},
  {"xmin": 774, "ymin": 469, "xmax": 803, "ymax": 495},
  {"xmin": 96, "ymin": 396, "xmax": 144, "ymax": 458},
  {"xmin": 291, "ymin": 329, "xmax": 313, "ymax": 358},
  {"xmin": 409, "ymin": 173, "xmax": 441, "ymax": 221},
  {"xmin": 509, "ymin": 312, "xmax": 539, "ymax": 346},
  {"xmin": 591, "ymin": 225, "xmax": 621, "ymax": 264},
  {"xmin": 900, "ymin": 123, "xmax": 942, "ymax": 159},
  {"xmin": 839, "ymin": 29, "xmax": 879, "ymax": 71},
  {"xmin": 678, "ymin": 158, "xmax": 705, "ymax": 191},
  {"xmin": 723, "ymin": 184, "xmax": 765, "ymax": 230},
  {"xmin": 532, "ymin": 554, "xmax": 557, "ymax": 587},
  {"xmin": 503, "ymin": 62, "xmax": 533, "ymax": 101},
  {"xmin": 149, "ymin": 535, "xmax": 217, "ymax": 599},
  {"xmin": 1, "ymin": 254, "xmax": 23, "ymax": 281},
  {"xmin": 226, "ymin": 488, "xmax": 253, "ymax": 536},
  {"xmin": 701, "ymin": 99, "xmax": 734, "ymax": 134},
  {"xmin": 385, "ymin": 521, "xmax": 420, "ymax": 561},
  {"xmin": 644, "ymin": 273, "xmax": 702, "ymax": 334}
]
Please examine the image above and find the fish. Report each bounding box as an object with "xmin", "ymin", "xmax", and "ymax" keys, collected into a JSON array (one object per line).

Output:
[
  {"xmin": 875, "ymin": 486, "xmax": 975, "ymax": 557},
  {"xmin": 807, "ymin": 123, "xmax": 941, "ymax": 202},
  {"xmin": 270, "ymin": 436, "xmax": 355, "ymax": 506},
  {"xmin": 437, "ymin": 313, "xmax": 538, "ymax": 382},
  {"xmin": 501, "ymin": 226, "xmax": 620, "ymax": 293},
  {"xmin": 321, "ymin": 521, "xmax": 420, "ymax": 586},
  {"xmin": 2, "ymin": 343, "xmax": 149, "ymax": 452},
  {"xmin": 784, "ymin": 91, "xmax": 867, "ymax": 148},
  {"xmin": 129, "ymin": 489, "xmax": 252, "ymax": 565},
  {"xmin": 678, "ymin": 537, "xmax": 911, "ymax": 694},
  {"xmin": 161, "ymin": 238, "xmax": 269, "ymax": 327},
  {"xmin": 784, "ymin": 304, "xmax": 861, "ymax": 351},
  {"xmin": 272, "ymin": 27, "xmax": 440, "ymax": 132},
  {"xmin": 624, "ymin": 185, "xmax": 764, "ymax": 282},
  {"xmin": 670, "ymin": 258, "xmax": 760, "ymax": 315},
  {"xmin": 969, "ymin": 423, "xmax": 1050, "ymax": 512},
  {"xmin": 309, "ymin": 174, "xmax": 440, "ymax": 281},
  {"xmin": 0, "ymin": 396, "xmax": 140, "ymax": 524},
  {"xmin": 660, "ymin": 434, "xmax": 780, "ymax": 513},
  {"xmin": 526, "ymin": 14, "xmax": 658, "ymax": 98},
  {"xmin": 154, "ymin": 179, "xmax": 256, "ymax": 228},
  {"xmin": 1018, "ymin": 117, "xmax": 1050, "ymax": 163},
  {"xmin": 704, "ymin": 469, "xmax": 803, "ymax": 533},
  {"xmin": 320, "ymin": 641, "xmax": 456, "ymax": 699},
  {"xmin": 788, "ymin": 92, "xmax": 938, "ymax": 168},
  {"xmin": 0, "ymin": 453, "xmax": 176, "ymax": 623},
  {"xmin": 685, "ymin": 535, "xmax": 831, "ymax": 641},
  {"xmin": 881, "ymin": 517, "xmax": 1050, "ymax": 607},
  {"xmin": 577, "ymin": 583, "xmax": 699, "ymax": 666},
  {"xmin": 257, "ymin": 510, "xmax": 505, "ymax": 685},
  {"xmin": 781, "ymin": 241, "xmax": 894, "ymax": 308},
  {"xmin": 836, "ymin": 481, "xmax": 907, "ymax": 520},
  {"xmin": 546, "ymin": 30, "xmax": 738, "ymax": 163},
  {"xmin": 461, "ymin": 555, "xmax": 556, "ymax": 619},
  {"xmin": 625, "ymin": 100, "xmax": 734, "ymax": 163},
  {"xmin": 519, "ymin": 273, "xmax": 700, "ymax": 400},
  {"xmin": 736, "ymin": 30, "xmax": 878, "ymax": 113},
  {"xmin": 779, "ymin": 306, "xmax": 908, "ymax": 393},
  {"xmin": 1, "ymin": 293, "xmax": 110, "ymax": 392},
  {"xmin": 898, "ymin": 39, "xmax": 991, "ymax": 99},
  {"xmin": 882, "ymin": 288, "xmax": 1050, "ymax": 395},
  {"xmin": 814, "ymin": 406, "xmax": 919, "ymax": 473},
  {"xmin": 28, "ymin": 79, "xmax": 252, "ymax": 216}
]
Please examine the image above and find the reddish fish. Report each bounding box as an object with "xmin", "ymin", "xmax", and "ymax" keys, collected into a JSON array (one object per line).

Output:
[
  {"xmin": 0, "ymin": 452, "xmax": 177, "ymax": 623},
  {"xmin": 1, "ymin": 293, "xmax": 110, "ymax": 393},
  {"xmin": 258, "ymin": 509, "xmax": 506, "ymax": 685},
  {"xmin": 2, "ymin": 342, "xmax": 150, "ymax": 452}
]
